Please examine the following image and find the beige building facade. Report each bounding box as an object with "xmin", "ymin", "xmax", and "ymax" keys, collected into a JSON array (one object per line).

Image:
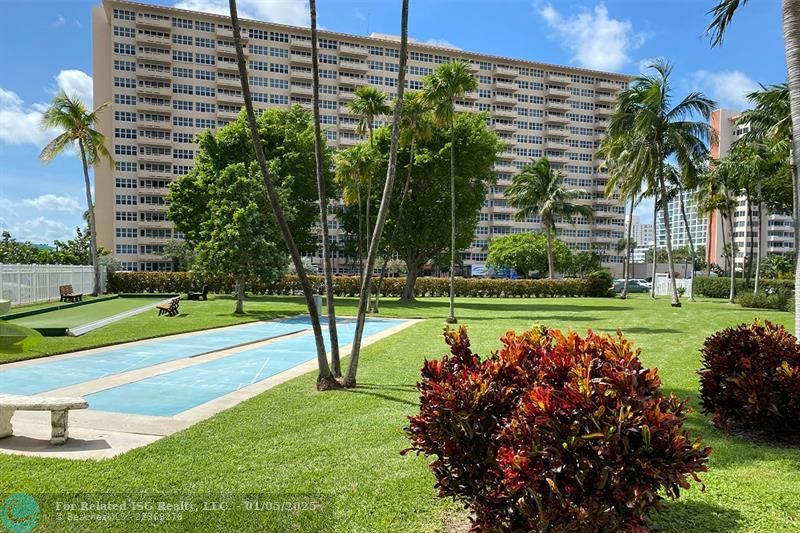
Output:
[{"xmin": 93, "ymin": 0, "xmax": 629, "ymax": 274}]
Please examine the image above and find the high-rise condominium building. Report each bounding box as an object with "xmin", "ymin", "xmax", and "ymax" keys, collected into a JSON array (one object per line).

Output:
[
  {"xmin": 706, "ymin": 109, "xmax": 795, "ymax": 269},
  {"xmin": 655, "ymin": 190, "xmax": 707, "ymax": 251},
  {"xmin": 627, "ymin": 216, "xmax": 653, "ymax": 264},
  {"xmin": 93, "ymin": 0, "xmax": 630, "ymax": 274}
]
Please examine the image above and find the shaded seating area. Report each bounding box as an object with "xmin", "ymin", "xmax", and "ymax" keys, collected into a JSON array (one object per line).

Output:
[
  {"xmin": 187, "ymin": 285, "xmax": 209, "ymax": 301},
  {"xmin": 156, "ymin": 297, "xmax": 180, "ymax": 317},
  {"xmin": 59, "ymin": 284, "xmax": 83, "ymax": 303}
]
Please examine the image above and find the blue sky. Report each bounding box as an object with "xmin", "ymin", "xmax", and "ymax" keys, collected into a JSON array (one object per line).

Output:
[{"xmin": 0, "ymin": 0, "xmax": 787, "ymax": 244}]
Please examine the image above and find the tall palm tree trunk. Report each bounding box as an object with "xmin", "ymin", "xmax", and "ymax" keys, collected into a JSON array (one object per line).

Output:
[
  {"xmin": 342, "ymin": 0, "xmax": 409, "ymax": 388},
  {"xmin": 229, "ymin": 0, "xmax": 337, "ymax": 390},
  {"xmin": 374, "ymin": 137, "xmax": 416, "ymax": 312},
  {"xmin": 658, "ymin": 162, "xmax": 682, "ymax": 307},
  {"xmin": 677, "ymin": 190, "xmax": 696, "ymax": 301},
  {"xmin": 446, "ymin": 125, "xmax": 457, "ymax": 323},
  {"xmin": 745, "ymin": 191, "xmax": 754, "ymax": 287},
  {"xmin": 651, "ymin": 190, "xmax": 658, "ymax": 299},
  {"xmin": 622, "ymin": 195, "xmax": 635, "ymax": 298},
  {"xmin": 78, "ymin": 141, "xmax": 101, "ymax": 296},
  {"xmin": 754, "ymin": 200, "xmax": 763, "ymax": 294},
  {"xmin": 784, "ymin": 0, "xmax": 800, "ymax": 335},
  {"xmin": 727, "ymin": 203, "xmax": 737, "ymax": 303},
  {"xmin": 309, "ymin": 0, "xmax": 341, "ymax": 377},
  {"xmin": 357, "ymin": 190, "xmax": 364, "ymax": 281}
]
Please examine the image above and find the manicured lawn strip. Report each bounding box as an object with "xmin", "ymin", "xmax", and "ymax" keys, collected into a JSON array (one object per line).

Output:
[
  {"xmin": 0, "ymin": 296, "xmax": 797, "ymax": 531},
  {"xmin": 10, "ymin": 297, "xmax": 158, "ymax": 328}
]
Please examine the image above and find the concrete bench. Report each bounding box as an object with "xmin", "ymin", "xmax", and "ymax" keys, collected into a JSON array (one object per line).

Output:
[{"xmin": 0, "ymin": 394, "xmax": 88, "ymax": 445}]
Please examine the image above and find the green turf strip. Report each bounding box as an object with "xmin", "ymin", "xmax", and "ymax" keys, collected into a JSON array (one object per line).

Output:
[{"xmin": 10, "ymin": 298, "xmax": 159, "ymax": 328}]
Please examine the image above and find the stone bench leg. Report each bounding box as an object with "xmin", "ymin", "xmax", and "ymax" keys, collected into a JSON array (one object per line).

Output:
[
  {"xmin": 50, "ymin": 409, "xmax": 69, "ymax": 445},
  {"xmin": 0, "ymin": 409, "xmax": 13, "ymax": 439}
]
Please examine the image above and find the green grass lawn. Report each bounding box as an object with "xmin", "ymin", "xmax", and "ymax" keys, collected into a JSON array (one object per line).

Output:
[
  {"xmin": 9, "ymin": 297, "xmax": 161, "ymax": 329},
  {"xmin": 0, "ymin": 295, "xmax": 798, "ymax": 532}
]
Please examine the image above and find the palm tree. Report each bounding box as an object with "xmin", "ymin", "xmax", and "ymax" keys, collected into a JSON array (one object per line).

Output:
[
  {"xmin": 373, "ymin": 91, "xmax": 433, "ymax": 311},
  {"xmin": 308, "ymin": 0, "xmax": 341, "ymax": 377},
  {"xmin": 422, "ymin": 60, "xmax": 478, "ymax": 323},
  {"xmin": 505, "ymin": 158, "xmax": 593, "ymax": 279},
  {"xmin": 229, "ymin": 0, "xmax": 338, "ymax": 390},
  {"xmin": 348, "ymin": 85, "xmax": 391, "ymax": 281},
  {"xmin": 603, "ymin": 59, "xmax": 714, "ymax": 307},
  {"xmin": 707, "ymin": 0, "xmax": 800, "ymax": 341},
  {"xmin": 342, "ymin": 0, "xmax": 409, "ymax": 388},
  {"xmin": 39, "ymin": 92, "xmax": 111, "ymax": 296},
  {"xmin": 335, "ymin": 144, "xmax": 373, "ymax": 277},
  {"xmin": 663, "ymin": 161, "xmax": 703, "ymax": 300}
]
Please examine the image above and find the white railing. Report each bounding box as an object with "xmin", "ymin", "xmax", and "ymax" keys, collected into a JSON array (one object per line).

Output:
[
  {"xmin": 654, "ymin": 274, "xmax": 693, "ymax": 297},
  {"xmin": 0, "ymin": 264, "xmax": 106, "ymax": 307}
]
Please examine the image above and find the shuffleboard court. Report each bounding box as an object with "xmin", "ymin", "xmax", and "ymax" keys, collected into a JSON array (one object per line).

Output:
[
  {"xmin": 85, "ymin": 318, "xmax": 406, "ymax": 417},
  {"xmin": 10, "ymin": 297, "xmax": 158, "ymax": 328},
  {"xmin": 0, "ymin": 319, "xmax": 312, "ymax": 395}
]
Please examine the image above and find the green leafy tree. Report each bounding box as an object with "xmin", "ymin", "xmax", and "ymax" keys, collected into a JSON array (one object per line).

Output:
[
  {"xmin": 159, "ymin": 239, "xmax": 195, "ymax": 272},
  {"xmin": 486, "ymin": 233, "xmax": 572, "ymax": 276},
  {"xmin": 505, "ymin": 158, "xmax": 593, "ymax": 279},
  {"xmin": 335, "ymin": 143, "xmax": 375, "ymax": 277},
  {"xmin": 602, "ymin": 59, "xmax": 714, "ymax": 307},
  {"xmin": 423, "ymin": 59, "xmax": 478, "ymax": 323},
  {"xmin": 39, "ymin": 92, "xmax": 111, "ymax": 295},
  {"xmin": 565, "ymin": 250, "xmax": 603, "ymax": 278}
]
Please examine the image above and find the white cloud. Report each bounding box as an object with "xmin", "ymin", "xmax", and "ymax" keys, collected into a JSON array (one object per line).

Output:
[
  {"xmin": 174, "ymin": 0, "xmax": 309, "ymax": 26},
  {"xmin": 22, "ymin": 194, "xmax": 82, "ymax": 212},
  {"xmin": 55, "ymin": 15, "xmax": 66, "ymax": 25},
  {"xmin": 354, "ymin": 8, "xmax": 366, "ymax": 22},
  {"xmin": 0, "ymin": 196, "xmax": 79, "ymax": 243},
  {"xmin": 0, "ymin": 70, "xmax": 93, "ymax": 149},
  {"xmin": 424, "ymin": 39, "xmax": 461, "ymax": 50},
  {"xmin": 538, "ymin": 3, "xmax": 644, "ymax": 71},
  {"xmin": 691, "ymin": 69, "xmax": 760, "ymax": 109},
  {"xmin": 5, "ymin": 217, "xmax": 74, "ymax": 244}
]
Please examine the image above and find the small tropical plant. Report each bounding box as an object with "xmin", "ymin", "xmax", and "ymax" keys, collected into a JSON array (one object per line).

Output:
[
  {"xmin": 405, "ymin": 326, "xmax": 711, "ymax": 531},
  {"xmin": 699, "ymin": 320, "xmax": 800, "ymax": 437}
]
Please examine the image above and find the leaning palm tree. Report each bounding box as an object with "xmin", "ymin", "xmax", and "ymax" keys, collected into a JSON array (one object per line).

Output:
[
  {"xmin": 348, "ymin": 85, "xmax": 391, "ymax": 278},
  {"xmin": 603, "ymin": 59, "xmax": 715, "ymax": 307},
  {"xmin": 229, "ymin": 0, "xmax": 338, "ymax": 390},
  {"xmin": 40, "ymin": 92, "xmax": 111, "ymax": 296},
  {"xmin": 335, "ymin": 144, "xmax": 374, "ymax": 278},
  {"xmin": 422, "ymin": 60, "xmax": 478, "ymax": 323},
  {"xmin": 505, "ymin": 158, "xmax": 593, "ymax": 279},
  {"xmin": 372, "ymin": 91, "xmax": 433, "ymax": 312},
  {"xmin": 308, "ymin": 0, "xmax": 341, "ymax": 377},
  {"xmin": 707, "ymin": 0, "xmax": 800, "ymax": 342},
  {"xmin": 663, "ymin": 161, "xmax": 703, "ymax": 301},
  {"xmin": 342, "ymin": 0, "xmax": 410, "ymax": 388}
]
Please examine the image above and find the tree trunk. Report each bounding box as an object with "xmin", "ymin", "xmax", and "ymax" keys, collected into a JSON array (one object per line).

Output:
[
  {"xmin": 357, "ymin": 188, "xmax": 364, "ymax": 284},
  {"xmin": 402, "ymin": 256, "xmax": 419, "ymax": 301},
  {"xmin": 727, "ymin": 204, "xmax": 737, "ymax": 303},
  {"xmin": 365, "ymin": 124, "xmax": 374, "ymax": 308},
  {"xmin": 622, "ymin": 195, "xmax": 634, "ymax": 298},
  {"xmin": 309, "ymin": 0, "xmax": 341, "ymax": 377},
  {"xmin": 545, "ymin": 223, "xmax": 555, "ymax": 280},
  {"xmin": 374, "ymin": 137, "xmax": 416, "ymax": 312},
  {"xmin": 446, "ymin": 124, "xmax": 457, "ymax": 324},
  {"xmin": 650, "ymin": 191, "xmax": 658, "ymax": 299},
  {"xmin": 784, "ymin": 0, "xmax": 800, "ymax": 335},
  {"xmin": 234, "ymin": 276, "xmax": 245, "ymax": 314},
  {"xmin": 658, "ymin": 163, "xmax": 681, "ymax": 307},
  {"xmin": 720, "ymin": 213, "xmax": 728, "ymax": 273},
  {"xmin": 754, "ymin": 200, "xmax": 762, "ymax": 295},
  {"xmin": 229, "ymin": 0, "xmax": 338, "ymax": 390},
  {"xmin": 745, "ymin": 191, "xmax": 754, "ymax": 287},
  {"xmin": 78, "ymin": 141, "xmax": 101, "ymax": 296},
  {"xmin": 342, "ymin": 0, "xmax": 409, "ymax": 388},
  {"xmin": 678, "ymin": 188, "xmax": 696, "ymax": 301}
]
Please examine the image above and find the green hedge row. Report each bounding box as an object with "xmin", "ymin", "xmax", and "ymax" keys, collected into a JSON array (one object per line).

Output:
[
  {"xmin": 694, "ymin": 277, "xmax": 794, "ymax": 299},
  {"xmin": 108, "ymin": 272, "xmax": 612, "ymax": 298}
]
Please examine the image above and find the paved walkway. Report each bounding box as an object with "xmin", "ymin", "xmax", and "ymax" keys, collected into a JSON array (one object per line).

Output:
[{"xmin": 0, "ymin": 317, "xmax": 419, "ymax": 460}]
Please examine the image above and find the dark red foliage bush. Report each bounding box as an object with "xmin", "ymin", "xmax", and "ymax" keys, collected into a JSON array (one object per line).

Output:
[
  {"xmin": 699, "ymin": 320, "xmax": 800, "ymax": 436},
  {"xmin": 404, "ymin": 326, "xmax": 710, "ymax": 532}
]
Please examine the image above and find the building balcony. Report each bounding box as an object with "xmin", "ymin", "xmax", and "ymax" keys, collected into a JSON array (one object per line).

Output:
[
  {"xmin": 462, "ymin": 91, "xmax": 479, "ymax": 101},
  {"xmin": 290, "ymin": 85, "xmax": 313, "ymax": 97},
  {"xmin": 216, "ymin": 27, "xmax": 248, "ymax": 40},
  {"xmin": 595, "ymin": 106, "xmax": 613, "ymax": 116},
  {"xmin": 216, "ymin": 61, "xmax": 239, "ymax": 72},
  {"xmin": 217, "ymin": 43, "xmax": 246, "ymax": 57},
  {"xmin": 545, "ymin": 87, "xmax": 570, "ymax": 98},
  {"xmin": 138, "ymin": 152, "xmax": 173, "ymax": 163},
  {"xmin": 547, "ymin": 154, "xmax": 569, "ymax": 164},
  {"xmin": 454, "ymin": 103, "xmax": 474, "ymax": 113},
  {"xmin": 339, "ymin": 122, "xmax": 357, "ymax": 132},
  {"xmin": 498, "ymin": 151, "xmax": 516, "ymax": 160},
  {"xmin": 338, "ymin": 91, "xmax": 355, "ymax": 102},
  {"xmin": 136, "ymin": 86, "xmax": 171, "ymax": 97},
  {"xmin": 595, "ymin": 92, "xmax": 616, "ymax": 103},
  {"xmin": 135, "ymin": 33, "xmax": 171, "ymax": 46},
  {"xmin": 290, "ymin": 54, "xmax": 312, "ymax": 67},
  {"xmin": 137, "ymin": 102, "xmax": 172, "ymax": 113},
  {"xmin": 338, "ymin": 137, "xmax": 360, "ymax": 147},
  {"xmin": 544, "ymin": 114, "xmax": 570, "ymax": 124},
  {"xmin": 292, "ymin": 100, "xmax": 312, "ymax": 110},
  {"xmin": 494, "ymin": 80, "xmax": 518, "ymax": 92},
  {"xmin": 216, "ymin": 109, "xmax": 240, "ymax": 120},
  {"xmin": 136, "ymin": 168, "xmax": 172, "ymax": 180},
  {"xmin": 137, "ymin": 51, "xmax": 171, "ymax": 64},
  {"xmin": 492, "ymin": 109, "xmax": 517, "ymax": 120},
  {"xmin": 137, "ymin": 137, "xmax": 171, "ymax": 147},
  {"xmin": 547, "ymin": 72, "xmax": 571, "ymax": 85},
  {"xmin": 290, "ymin": 37, "xmax": 311, "ymax": 51},
  {"xmin": 290, "ymin": 69, "xmax": 312, "ymax": 82},
  {"xmin": 217, "ymin": 76, "xmax": 242, "ymax": 88},
  {"xmin": 136, "ymin": 68, "xmax": 171, "ymax": 80},
  {"xmin": 217, "ymin": 92, "xmax": 244, "ymax": 105},
  {"xmin": 338, "ymin": 60, "xmax": 368, "ymax": 73},
  {"xmin": 492, "ymin": 94, "xmax": 517, "ymax": 106},
  {"xmin": 137, "ymin": 120, "xmax": 172, "ymax": 130},
  {"xmin": 137, "ymin": 187, "xmax": 170, "ymax": 196},
  {"xmin": 492, "ymin": 122, "xmax": 516, "ymax": 133},
  {"xmin": 545, "ymin": 127, "xmax": 569, "ymax": 137},
  {"xmin": 545, "ymin": 140, "xmax": 568, "ymax": 151},
  {"xmin": 135, "ymin": 16, "xmax": 171, "ymax": 30},
  {"xmin": 493, "ymin": 65, "xmax": 519, "ymax": 77},
  {"xmin": 339, "ymin": 44, "xmax": 368, "ymax": 58},
  {"xmin": 337, "ymin": 75, "xmax": 361, "ymax": 86},
  {"xmin": 596, "ymin": 80, "xmax": 619, "ymax": 91},
  {"xmin": 544, "ymin": 100, "xmax": 570, "ymax": 111}
]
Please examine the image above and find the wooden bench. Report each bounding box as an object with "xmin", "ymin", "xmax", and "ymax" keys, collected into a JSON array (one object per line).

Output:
[
  {"xmin": 157, "ymin": 297, "xmax": 180, "ymax": 316},
  {"xmin": 187, "ymin": 285, "xmax": 209, "ymax": 301},
  {"xmin": 0, "ymin": 394, "xmax": 88, "ymax": 445},
  {"xmin": 59, "ymin": 284, "xmax": 83, "ymax": 303}
]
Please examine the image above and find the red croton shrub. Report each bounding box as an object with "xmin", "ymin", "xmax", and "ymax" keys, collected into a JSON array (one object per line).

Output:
[
  {"xmin": 404, "ymin": 326, "xmax": 711, "ymax": 532},
  {"xmin": 699, "ymin": 320, "xmax": 800, "ymax": 437}
]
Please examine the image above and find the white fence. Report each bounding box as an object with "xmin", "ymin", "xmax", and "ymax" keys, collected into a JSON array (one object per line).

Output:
[
  {"xmin": 0, "ymin": 264, "xmax": 106, "ymax": 307},
  {"xmin": 654, "ymin": 274, "xmax": 693, "ymax": 297}
]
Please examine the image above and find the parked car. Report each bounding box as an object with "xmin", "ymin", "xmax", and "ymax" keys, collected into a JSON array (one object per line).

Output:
[{"xmin": 612, "ymin": 280, "xmax": 650, "ymax": 293}]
